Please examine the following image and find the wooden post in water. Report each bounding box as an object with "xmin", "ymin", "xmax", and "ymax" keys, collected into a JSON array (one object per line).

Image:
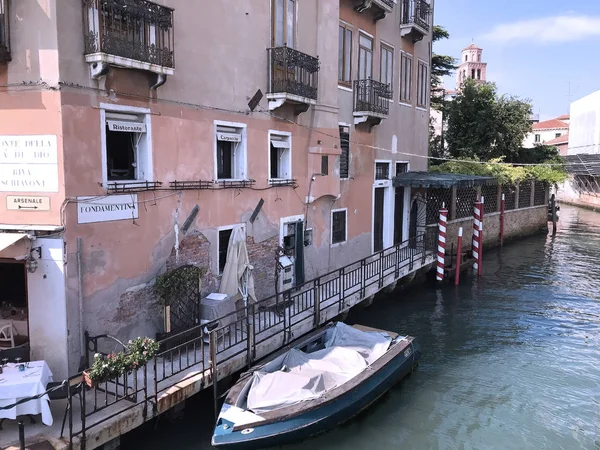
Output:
[
  {"xmin": 551, "ymin": 193, "xmax": 557, "ymax": 236},
  {"xmin": 499, "ymin": 193, "xmax": 505, "ymax": 246},
  {"xmin": 455, "ymin": 227, "xmax": 463, "ymax": 286},
  {"xmin": 436, "ymin": 204, "xmax": 448, "ymax": 282}
]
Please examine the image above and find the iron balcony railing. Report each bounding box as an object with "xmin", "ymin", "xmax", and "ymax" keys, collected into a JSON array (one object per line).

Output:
[
  {"xmin": 353, "ymin": 78, "xmax": 392, "ymax": 116},
  {"xmin": 0, "ymin": 0, "xmax": 10, "ymax": 63},
  {"xmin": 82, "ymin": 0, "xmax": 175, "ymax": 68},
  {"xmin": 268, "ymin": 45, "xmax": 319, "ymax": 101},
  {"xmin": 401, "ymin": 0, "xmax": 431, "ymax": 33}
]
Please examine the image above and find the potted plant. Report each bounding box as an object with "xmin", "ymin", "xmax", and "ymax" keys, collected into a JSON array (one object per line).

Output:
[{"xmin": 83, "ymin": 337, "xmax": 160, "ymax": 387}]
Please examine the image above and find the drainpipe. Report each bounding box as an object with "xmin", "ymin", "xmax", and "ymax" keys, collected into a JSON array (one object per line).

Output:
[{"xmin": 77, "ymin": 238, "xmax": 85, "ymax": 356}]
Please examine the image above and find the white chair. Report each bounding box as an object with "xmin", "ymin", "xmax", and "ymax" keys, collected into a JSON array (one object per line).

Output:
[{"xmin": 0, "ymin": 323, "xmax": 15, "ymax": 348}]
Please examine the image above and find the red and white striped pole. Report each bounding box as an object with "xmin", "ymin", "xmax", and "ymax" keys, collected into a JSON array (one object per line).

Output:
[
  {"xmin": 499, "ymin": 193, "xmax": 505, "ymax": 246},
  {"xmin": 436, "ymin": 204, "xmax": 448, "ymax": 282},
  {"xmin": 477, "ymin": 219, "xmax": 483, "ymax": 277},
  {"xmin": 455, "ymin": 227, "xmax": 463, "ymax": 286},
  {"xmin": 480, "ymin": 196, "xmax": 484, "ymax": 248},
  {"xmin": 472, "ymin": 200, "xmax": 482, "ymax": 274}
]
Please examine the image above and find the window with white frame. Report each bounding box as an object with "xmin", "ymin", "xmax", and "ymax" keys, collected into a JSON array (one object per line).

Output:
[
  {"xmin": 380, "ymin": 44, "xmax": 394, "ymax": 93},
  {"xmin": 331, "ymin": 209, "xmax": 347, "ymax": 244},
  {"xmin": 534, "ymin": 134, "xmax": 541, "ymax": 143},
  {"xmin": 400, "ymin": 52, "xmax": 412, "ymax": 103},
  {"xmin": 215, "ymin": 123, "xmax": 247, "ymax": 180},
  {"xmin": 417, "ymin": 61, "xmax": 428, "ymax": 108},
  {"xmin": 102, "ymin": 107, "xmax": 152, "ymax": 183},
  {"xmin": 269, "ymin": 132, "xmax": 292, "ymax": 180}
]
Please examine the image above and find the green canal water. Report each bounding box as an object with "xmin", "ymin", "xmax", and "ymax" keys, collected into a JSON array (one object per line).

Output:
[{"xmin": 122, "ymin": 205, "xmax": 600, "ymax": 449}]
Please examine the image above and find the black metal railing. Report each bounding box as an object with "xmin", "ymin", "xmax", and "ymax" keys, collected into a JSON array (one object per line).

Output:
[
  {"xmin": 353, "ymin": 79, "xmax": 392, "ymax": 116},
  {"xmin": 401, "ymin": 0, "xmax": 431, "ymax": 32},
  {"xmin": 82, "ymin": 0, "xmax": 175, "ymax": 68},
  {"xmin": 268, "ymin": 45, "xmax": 319, "ymax": 100},
  {"xmin": 0, "ymin": 0, "xmax": 10, "ymax": 62}
]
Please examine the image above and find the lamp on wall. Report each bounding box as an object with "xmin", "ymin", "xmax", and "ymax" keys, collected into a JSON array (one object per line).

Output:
[{"xmin": 26, "ymin": 246, "xmax": 42, "ymax": 274}]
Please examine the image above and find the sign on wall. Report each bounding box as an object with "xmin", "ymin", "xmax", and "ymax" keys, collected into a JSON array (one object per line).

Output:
[
  {"xmin": 107, "ymin": 120, "xmax": 146, "ymax": 133},
  {"xmin": 0, "ymin": 135, "xmax": 59, "ymax": 193},
  {"xmin": 6, "ymin": 195, "xmax": 51, "ymax": 211},
  {"xmin": 77, "ymin": 194, "xmax": 139, "ymax": 224}
]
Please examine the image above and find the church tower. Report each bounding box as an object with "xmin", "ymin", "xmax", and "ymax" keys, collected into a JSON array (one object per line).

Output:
[{"xmin": 456, "ymin": 43, "xmax": 487, "ymax": 89}]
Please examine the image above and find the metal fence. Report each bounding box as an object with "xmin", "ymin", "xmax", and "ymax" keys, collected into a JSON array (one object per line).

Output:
[
  {"xmin": 533, "ymin": 181, "xmax": 547, "ymax": 206},
  {"xmin": 501, "ymin": 184, "xmax": 516, "ymax": 210},
  {"xmin": 426, "ymin": 188, "xmax": 451, "ymax": 224},
  {"xmin": 455, "ymin": 187, "xmax": 477, "ymax": 219},
  {"xmin": 519, "ymin": 181, "xmax": 532, "ymax": 208},
  {"xmin": 481, "ymin": 184, "xmax": 498, "ymax": 213}
]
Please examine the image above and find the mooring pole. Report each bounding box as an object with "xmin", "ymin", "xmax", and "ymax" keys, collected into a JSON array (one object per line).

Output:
[
  {"xmin": 551, "ymin": 193, "xmax": 557, "ymax": 236},
  {"xmin": 18, "ymin": 420, "xmax": 25, "ymax": 450},
  {"xmin": 500, "ymin": 193, "xmax": 505, "ymax": 246},
  {"xmin": 455, "ymin": 227, "xmax": 463, "ymax": 286},
  {"xmin": 480, "ymin": 196, "xmax": 485, "ymax": 251},
  {"xmin": 436, "ymin": 204, "xmax": 448, "ymax": 282},
  {"xmin": 472, "ymin": 201, "xmax": 482, "ymax": 274},
  {"xmin": 477, "ymin": 220, "xmax": 483, "ymax": 277}
]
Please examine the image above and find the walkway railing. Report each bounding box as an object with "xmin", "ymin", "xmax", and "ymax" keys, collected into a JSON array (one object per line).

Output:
[{"xmin": 65, "ymin": 229, "xmax": 437, "ymax": 449}]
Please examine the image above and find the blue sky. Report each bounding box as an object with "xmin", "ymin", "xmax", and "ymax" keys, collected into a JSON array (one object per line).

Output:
[{"xmin": 434, "ymin": 0, "xmax": 600, "ymax": 121}]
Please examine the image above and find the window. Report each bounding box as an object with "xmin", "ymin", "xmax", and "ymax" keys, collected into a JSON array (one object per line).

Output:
[
  {"xmin": 218, "ymin": 228, "xmax": 234, "ymax": 273},
  {"xmin": 396, "ymin": 162, "xmax": 408, "ymax": 175},
  {"xmin": 101, "ymin": 105, "xmax": 152, "ymax": 185},
  {"xmin": 338, "ymin": 23, "xmax": 352, "ymax": 84},
  {"xmin": 331, "ymin": 209, "xmax": 347, "ymax": 244},
  {"xmin": 321, "ymin": 155, "xmax": 328, "ymax": 176},
  {"xmin": 380, "ymin": 44, "xmax": 393, "ymax": 93},
  {"xmin": 417, "ymin": 61, "xmax": 428, "ymax": 107},
  {"xmin": 535, "ymin": 134, "xmax": 541, "ymax": 143},
  {"xmin": 215, "ymin": 122, "xmax": 247, "ymax": 180},
  {"xmin": 478, "ymin": 54, "xmax": 481, "ymax": 62},
  {"xmin": 339, "ymin": 125, "xmax": 350, "ymax": 179},
  {"xmin": 477, "ymin": 69, "xmax": 481, "ymax": 79},
  {"xmin": 272, "ymin": 0, "xmax": 295, "ymax": 47},
  {"xmin": 358, "ymin": 33, "xmax": 373, "ymax": 80},
  {"xmin": 471, "ymin": 69, "xmax": 475, "ymax": 79},
  {"xmin": 269, "ymin": 131, "xmax": 292, "ymax": 180},
  {"xmin": 400, "ymin": 52, "xmax": 412, "ymax": 103},
  {"xmin": 465, "ymin": 55, "xmax": 468, "ymax": 62},
  {"xmin": 555, "ymin": 133, "xmax": 562, "ymax": 138},
  {"xmin": 375, "ymin": 162, "xmax": 390, "ymax": 180}
]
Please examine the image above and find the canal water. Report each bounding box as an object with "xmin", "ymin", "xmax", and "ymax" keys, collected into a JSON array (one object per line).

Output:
[{"xmin": 122, "ymin": 205, "xmax": 600, "ymax": 449}]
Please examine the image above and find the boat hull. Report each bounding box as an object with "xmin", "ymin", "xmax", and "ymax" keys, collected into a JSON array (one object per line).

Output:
[{"xmin": 212, "ymin": 338, "xmax": 421, "ymax": 449}]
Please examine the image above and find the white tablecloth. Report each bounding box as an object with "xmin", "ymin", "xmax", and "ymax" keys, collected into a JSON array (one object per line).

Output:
[
  {"xmin": 0, "ymin": 361, "xmax": 53, "ymax": 425},
  {"xmin": 0, "ymin": 319, "xmax": 28, "ymax": 337}
]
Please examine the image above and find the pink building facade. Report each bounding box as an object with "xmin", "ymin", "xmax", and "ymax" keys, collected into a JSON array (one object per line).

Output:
[{"xmin": 0, "ymin": 0, "xmax": 433, "ymax": 378}]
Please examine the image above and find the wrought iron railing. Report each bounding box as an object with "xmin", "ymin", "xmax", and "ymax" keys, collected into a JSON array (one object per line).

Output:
[
  {"xmin": 0, "ymin": 0, "xmax": 10, "ymax": 62},
  {"xmin": 82, "ymin": 0, "xmax": 175, "ymax": 68},
  {"xmin": 401, "ymin": 0, "xmax": 431, "ymax": 32},
  {"xmin": 353, "ymin": 78, "xmax": 392, "ymax": 116},
  {"xmin": 268, "ymin": 45, "xmax": 319, "ymax": 100}
]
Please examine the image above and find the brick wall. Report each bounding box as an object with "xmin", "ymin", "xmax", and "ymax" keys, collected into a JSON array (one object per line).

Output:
[{"xmin": 246, "ymin": 235, "xmax": 279, "ymax": 300}]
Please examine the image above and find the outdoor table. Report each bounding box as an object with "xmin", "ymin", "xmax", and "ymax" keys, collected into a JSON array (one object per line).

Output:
[{"xmin": 0, "ymin": 360, "xmax": 53, "ymax": 426}]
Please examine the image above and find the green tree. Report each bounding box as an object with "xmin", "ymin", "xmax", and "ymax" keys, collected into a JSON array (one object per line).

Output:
[
  {"xmin": 445, "ymin": 79, "xmax": 533, "ymax": 161},
  {"xmin": 430, "ymin": 26, "xmax": 457, "ymax": 111}
]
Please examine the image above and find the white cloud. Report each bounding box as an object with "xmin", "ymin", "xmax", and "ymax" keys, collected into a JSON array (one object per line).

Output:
[{"xmin": 482, "ymin": 15, "xmax": 600, "ymax": 43}]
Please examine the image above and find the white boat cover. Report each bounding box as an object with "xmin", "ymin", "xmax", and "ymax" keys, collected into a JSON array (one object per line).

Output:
[{"xmin": 246, "ymin": 323, "xmax": 394, "ymax": 414}]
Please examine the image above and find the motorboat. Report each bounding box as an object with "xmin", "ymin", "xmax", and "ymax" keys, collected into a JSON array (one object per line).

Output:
[{"xmin": 211, "ymin": 321, "xmax": 421, "ymax": 449}]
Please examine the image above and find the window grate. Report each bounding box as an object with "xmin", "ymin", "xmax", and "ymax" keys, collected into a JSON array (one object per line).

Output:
[
  {"xmin": 455, "ymin": 187, "xmax": 477, "ymax": 219},
  {"xmin": 426, "ymin": 188, "xmax": 452, "ymax": 224},
  {"xmin": 331, "ymin": 210, "xmax": 347, "ymax": 244},
  {"xmin": 396, "ymin": 162, "xmax": 408, "ymax": 175},
  {"xmin": 339, "ymin": 127, "xmax": 350, "ymax": 179},
  {"xmin": 518, "ymin": 181, "xmax": 532, "ymax": 208}
]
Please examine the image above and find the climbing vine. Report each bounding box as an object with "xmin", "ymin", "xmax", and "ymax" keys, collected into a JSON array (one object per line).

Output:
[{"xmin": 154, "ymin": 264, "xmax": 207, "ymax": 306}]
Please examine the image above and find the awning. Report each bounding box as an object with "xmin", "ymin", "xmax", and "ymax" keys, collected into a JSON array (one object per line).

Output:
[
  {"xmin": 393, "ymin": 172, "xmax": 498, "ymax": 188},
  {"xmin": 270, "ymin": 139, "xmax": 290, "ymax": 149},
  {"xmin": 563, "ymin": 154, "xmax": 600, "ymax": 176},
  {"xmin": 0, "ymin": 232, "xmax": 29, "ymax": 252}
]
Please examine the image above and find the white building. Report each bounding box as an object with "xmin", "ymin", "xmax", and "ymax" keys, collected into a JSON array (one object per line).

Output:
[{"xmin": 522, "ymin": 117, "xmax": 569, "ymax": 149}]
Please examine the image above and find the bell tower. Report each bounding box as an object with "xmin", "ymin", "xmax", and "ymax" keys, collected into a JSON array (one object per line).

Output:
[{"xmin": 456, "ymin": 43, "xmax": 487, "ymax": 89}]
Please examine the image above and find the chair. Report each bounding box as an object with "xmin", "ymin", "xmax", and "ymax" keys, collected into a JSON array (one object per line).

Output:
[
  {"xmin": 46, "ymin": 357, "xmax": 87, "ymax": 438},
  {"xmin": 0, "ymin": 323, "xmax": 15, "ymax": 348}
]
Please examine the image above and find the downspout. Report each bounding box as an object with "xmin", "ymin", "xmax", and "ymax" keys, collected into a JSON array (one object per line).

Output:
[{"xmin": 77, "ymin": 237, "xmax": 85, "ymax": 356}]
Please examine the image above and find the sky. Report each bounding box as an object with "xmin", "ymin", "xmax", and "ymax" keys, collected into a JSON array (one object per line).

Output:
[{"xmin": 434, "ymin": 0, "xmax": 600, "ymax": 121}]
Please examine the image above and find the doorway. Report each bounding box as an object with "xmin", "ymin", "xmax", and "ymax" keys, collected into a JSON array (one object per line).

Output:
[
  {"xmin": 0, "ymin": 261, "xmax": 29, "ymax": 356},
  {"xmin": 280, "ymin": 216, "xmax": 306, "ymax": 290},
  {"xmin": 374, "ymin": 187, "xmax": 385, "ymax": 252},
  {"xmin": 409, "ymin": 199, "xmax": 418, "ymax": 248},
  {"xmin": 394, "ymin": 186, "xmax": 405, "ymax": 245}
]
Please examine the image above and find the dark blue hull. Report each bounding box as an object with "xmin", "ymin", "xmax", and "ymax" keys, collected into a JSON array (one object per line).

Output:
[{"xmin": 212, "ymin": 340, "xmax": 421, "ymax": 449}]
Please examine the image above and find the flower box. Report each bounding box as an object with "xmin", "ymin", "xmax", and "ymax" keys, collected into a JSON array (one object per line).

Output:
[{"xmin": 83, "ymin": 370, "xmax": 101, "ymax": 388}]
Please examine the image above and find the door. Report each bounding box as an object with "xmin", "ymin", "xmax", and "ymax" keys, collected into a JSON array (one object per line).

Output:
[
  {"xmin": 394, "ymin": 187, "xmax": 405, "ymax": 245},
  {"xmin": 374, "ymin": 187, "xmax": 385, "ymax": 252},
  {"xmin": 294, "ymin": 221, "xmax": 305, "ymax": 286},
  {"xmin": 409, "ymin": 199, "xmax": 418, "ymax": 248}
]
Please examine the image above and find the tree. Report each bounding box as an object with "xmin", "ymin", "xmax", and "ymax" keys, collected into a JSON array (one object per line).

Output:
[
  {"xmin": 430, "ymin": 26, "xmax": 457, "ymax": 111},
  {"xmin": 445, "ymin": 79, "xmax": 533, "ymax": 161}
]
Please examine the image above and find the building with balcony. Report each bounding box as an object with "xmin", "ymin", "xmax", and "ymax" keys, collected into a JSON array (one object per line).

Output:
[{"xmin": 0, "ymin": 0, "xmax": 433, "ymax": 381}]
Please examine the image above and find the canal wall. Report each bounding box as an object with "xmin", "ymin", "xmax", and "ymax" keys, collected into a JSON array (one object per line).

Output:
[{"xmin": 428, "ymin": 205, "xmax": 549, "ymax": 255}]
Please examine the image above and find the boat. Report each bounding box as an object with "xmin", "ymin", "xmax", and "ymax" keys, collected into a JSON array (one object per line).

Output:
[{"xmin": 211, "ymin": 321, "xmax": 421, "ymax": 449}]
